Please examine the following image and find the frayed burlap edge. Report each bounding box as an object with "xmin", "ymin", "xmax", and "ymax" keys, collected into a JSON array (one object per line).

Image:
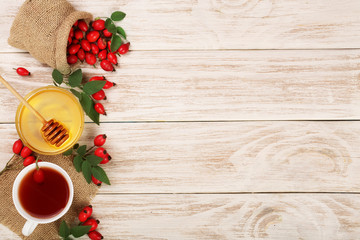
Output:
[{"xmin": 0, "ymin": 154, "xmax": 99, "ymax": 240}]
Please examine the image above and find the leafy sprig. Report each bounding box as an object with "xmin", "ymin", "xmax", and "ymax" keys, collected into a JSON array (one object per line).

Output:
[
  {"xmin": 96, "ymin": 11, "xmax": 127, "ymax": 52},
  {"xmin": 52, "ymin": 69, "xmax": 105, "ymax": 125},
  {"xmin": 63, "ymin": 143, "xmax": 111, "ymax": 185},
  {"xmin": 59, "ymin": 220, "xmax": 91, "ymax": 240}
]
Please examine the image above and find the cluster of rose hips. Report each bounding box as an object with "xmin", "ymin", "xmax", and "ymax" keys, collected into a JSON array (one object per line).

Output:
[
  {"xmin": 12, "ymin": 139, "xmax": 40, "ymax": 166},
  {"xmin": 67, "ymin": 19, "xmax": 130, "ymax": 71},
  {"xmin": 89, "ymin": 76, "xmax": 115, "ymax": 115},
  {"xmin": 91, "ymin": 134, "xmax": 110, "ymax": 186},
  {"xmin": 78, "ymin": 205, "xmax": 103, "ymax": 239}
]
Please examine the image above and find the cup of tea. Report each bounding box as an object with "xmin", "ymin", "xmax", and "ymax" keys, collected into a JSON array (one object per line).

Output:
[{"xmin": 12, "ymin": 162, "xmax": 74, "ymax": 236}]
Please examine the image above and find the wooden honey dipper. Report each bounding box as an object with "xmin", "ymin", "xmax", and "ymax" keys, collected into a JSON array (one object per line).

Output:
[{"xmin": 0, "ymin": 75, "xmax": 69, "ymax": 147}]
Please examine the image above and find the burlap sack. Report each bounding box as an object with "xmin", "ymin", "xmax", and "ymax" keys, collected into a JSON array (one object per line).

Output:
[
  {"xmin": 8, "ymin": 0, "xmax": 92, "ymax": 75},
  {"xmin": 0, "ymin": 154, "xmax": 98, "ymax": 240}
]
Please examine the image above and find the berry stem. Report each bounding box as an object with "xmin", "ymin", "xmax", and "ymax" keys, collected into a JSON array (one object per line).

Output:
[
  {"xmin": 86, "ymin": 145, "xmax": 96, "ymax": 154},
  {"xmin": 35, "ymin": 156, "xmax": 40, "ymax": 170},
  {"xmin": 0, "ymin": 154, "xmax": 18, "ymax": 176}
]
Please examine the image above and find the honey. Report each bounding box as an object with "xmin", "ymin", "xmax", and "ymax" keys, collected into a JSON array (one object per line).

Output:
[{"xmin": 15, "ymin": 86, "xmax": 84, "ymax": 155}]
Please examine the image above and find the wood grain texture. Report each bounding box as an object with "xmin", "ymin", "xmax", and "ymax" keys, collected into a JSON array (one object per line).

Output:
[
  {"xmin": 1, "ymin": 0, "xmax": 360, "ymax": 52},
  {"xmin": 0, "ymin": 50, "xmax": 360, "ymax": 122},
  {"xmin": 1, "ymin": 121, "xmax": 360, "ymax": 193}
]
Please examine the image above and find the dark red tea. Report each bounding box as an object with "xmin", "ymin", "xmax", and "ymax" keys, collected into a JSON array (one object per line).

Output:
[{"xmin": 18, "ymin": 167, "xmax": 69, "ymax": 218}]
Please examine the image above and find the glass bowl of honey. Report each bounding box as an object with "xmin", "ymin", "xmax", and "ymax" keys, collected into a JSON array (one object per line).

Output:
[{"xmin": 15, "ymin": 86, "xmax": 84, "ymax": 155}]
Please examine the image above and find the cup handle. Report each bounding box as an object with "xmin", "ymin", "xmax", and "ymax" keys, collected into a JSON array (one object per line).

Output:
[{"xmin": 22, "ymin": 220, "xmax": 38, "ymax": 236}]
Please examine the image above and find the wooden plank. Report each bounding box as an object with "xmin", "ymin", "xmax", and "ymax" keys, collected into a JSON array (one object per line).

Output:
[
  {"xmin": 0, "ymin": 50, "xmax": 360, "ymax": 122},
  {"xmin": 1, "ymin": 121, "xmax": 360, "ymax": 193},
  {"xmin": 83, "ymin": 194, "xmax": 360, "ymax": 239},
  {"xmin": 1, "ymin": 0, "xmax": 360, "ymax": 52}
]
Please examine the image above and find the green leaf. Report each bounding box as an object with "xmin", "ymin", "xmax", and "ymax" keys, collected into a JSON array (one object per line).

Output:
[
  {"xmin": 116, "ymin": 26, "xmax": 127, "ymax": 39},
  {"xmin": 53, "ymin": 81, "xmax": 58, "ymax": 87},
  {"xmin": 111, "ymin": 34, "xmax": 122, "ymax": 52},
  {"xmin": 86, "ymin": 155, "xmax": 103, "ymax": 166},
  {"xmin": 87, "ymin": 101, "xmax": 100, "ymax": 125},
  {"xmin": 80, "ymin": 93, "xmax": 92, "ymax": 114},
  {"xmin": 52, "ymin": 69, "xmax": 63, "ymax": 85},
  {"xmin": 105, "ymin": 18, "xmax": 116, "ymax": 34},
  {"xmin": 68, "ymin": 69, "xmax": 82, "ymax": 87},
  {"xmin": 71, "ymin": 225, "xmax": 92, "ymax": 238},
  {"xmin": 111, "ymin": 11, "xmax": 126, "ymax": 21},
  {"xmin": 73, "ymin": 155, "xmax": 83, "ymax": 172},
  {"xmin": 77, "ymin": 145, "xmax": 87, "ymax": 156},
  {"xmin": 91, "ymin": 166, "xmax": 111, "ymax": 185},
  {"xmin": 59, "ymin": 220, "xmax": 70, "ymax": 238},
  {"xmin": 82, "ymin": 161, "xmax": 92, "ymax": 183},
  {"xmin": 83, "ymin": 80, "xmax": 106, "ymax": 95},
  {"xmin": 70, "ymin": 89, "xmax": 82, "ymax": 101},
  {"xmin": 64, "ymin": 237, "xmax": 72, "ymax": 240},
  {"xmin": 63, "ymin": 148, "xmax": 73, "ymax": 156}
]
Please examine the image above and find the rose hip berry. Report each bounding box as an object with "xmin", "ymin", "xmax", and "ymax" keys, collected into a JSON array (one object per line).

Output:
[
  {"xmin": 86, "ymin": 31, "xmax": 100, "ymax": 43},
  {"xmin": 73, "ymin": 20, "xmax": 78, "ymax": 27},
  {"xmin": 98, "ymin": 50, "xmax": 107, "ymax": 60},
  {"xmin": 77, "ymin": 49, "xmax": 85, "ymax": 61},
  {"xmin": 33, "ymin": 159, "xmax": 44, "ymax": 184},
  {"xmin": 91, "ymin": 175, "xmax": 102, "ymax": 186},
  {"xmin": 83, "ymin": 218, "xmax": 99, "ymax": 232},
  {"xmin": 107, "ymin": 52, "xmax": 118, "ymax": 65},
  {"xmin": 118, "ymin": 42, "xmax": 130, "ymax": 55},
  {"xmin": 103, "ymin": 28, "xmax": 112, "ymax": 37},
  {"xmin": 16, "ymin": 67, "xmax": 30, "ymax": 76},
  {"xmin": 94, "ymin": 134, "xmax": 107, "ymax": 146},
  {"xmin": 94, "ymin": 103, "xmax": 106, "ymax": 115},
  {"xmin": 92, "ymin": 90, "xmax": 106, "ymax": 100},
  {"xmin": 88, "ymin": 231, "xmax": 103, "ymax": 240},
  {"xmin": 68, "ymin": 44, "xmax": 81, "ymax": 55},
  {"xmin": 74, "ymin": 29, "xmax": 83, "ymax": 40},
  {"xmin": 80, "ymin": 39, "xmax": 91, "ymax": 52},
  {"xmin": 78, "ymin": 205, "xmax": 93, "ymax": 222},
  {"xmin": 67, "ymin": 55, "xmax": 78, "ymax": 64},
  {"xmin": 91, "ymin": 43, "xmax": 99, "ymax": 55},
  {"xmin": 89, "ymin": 76, "xmax": 105, "ymax": 81},
  {"xmin": 100, "ymin": 60, "xmax": 114, "ymax": 72},
  {"xmin": 100, "ymin": 154, "xmax": 111, "ymax": 164},
  {"xmin": 92, "ymin": 19, "xmax": 105, "ymax": 31},
  {"xmin": 78, "ymin": 20, "xmax": 88, "ymax": 32},
  {"xmin": 23, "ymin": 156, "xmax": 35, "ymax": 167},
  {"xmin": 103, "ymin": 80, "xmax": 116, "ymax": 89},
  {"xmin": 13, "ymin": 139, "xmax": 23, "ymax": 154},
  {"xmin": 94, "ymin": 147, "xmax": 107, "ymax": 158},
  {"xmin": 85, "ymin": 53, "xmax": 97, "ymax": 66},
  {"xmin": 20, "ymin": 146, "xmax": 32, "ymax": 158},
  {"xmin": 97, "ymin": 38, "xmax": 107, "ymax": 50}
]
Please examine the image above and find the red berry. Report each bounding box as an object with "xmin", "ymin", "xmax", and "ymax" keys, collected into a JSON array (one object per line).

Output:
[
  {"xmin": 88, "ymin": 231, "xmax": 103, "ymax": 240},
  {"xmin": 94, "ymin": 134, "xmax": 107, "ymax": 147},
  {"xmin": 86, "ymin": 31, "xmax": 100, "ymax": 43},
  {"xmin": 68, "ymin": 37, "xmax": 72, "ymax": 45},
  {"xmin": 74, "ymin": 29, "xmax": 83, "ymax": 40},
  {"xmin": 107, "ymin": 52, "xmax": 118, "ymax": 65},
  {"xmin": 78, "ymin": 205, "xmax": 93, "ymax": 222},
  {"xmin": 100, "ymin": 60, "xmax": 114, "ymax": 72},
  {"xmin": 69, "ymin": 27, "xmax": 74, "ymax": 38},
  {"xmin": 73, "ymin": 20, "xmax": 78, "ymax": 27},
  {"xmin": 92, "ymin": 19, "xmax": 105, "ymax": 31},
  {"xmin": 92, "ymin": 90, "xmax": 106, "ymax": 100},
  {"xmin": 118, "ymin": 42, "xmax": 130, "ymax": 55},
  {"xmin": 100, "ymin": 154, "xmax": 111, "ymax": 164},
  {"xmin": 98, "ymin": 50, "xmax": 107, "ymax": 60},
  {"xmin": 85, "ymin": 53, "xmax": 97, "ymax": 65},
  {"xmin": 103, "ymin": 80, "xmax": 116, "ymax": 89},
  {"xmin": 80, "ymin": 39, "xmax": 91, "ymax": 52},
  {"xmin": 67, "ymin": 44, "xmax": 81, "ymax": 55},
  {"xmin": 20, "ymin": 146, "xmax": 32, "ymax": 158},
  {"xmin": 83, "ymin": 218, "xmax": 99, "ymax": 232},
  {"xmin": 77, "ymin": 49, "xmax": 85, "ymax": 61},
  {"xmin": 94, "ymin": 147, "xmax": 107, "ymax": 158},
  {"xmin": 67, "ymin": 55, "xmax": 78, "ymax": 64},
  {"xmin": 103, "ymin": 28, "xmax": 112, "ymax": 38},
  {"xmin": 33, "ymin": 168, "xmax": 44, "ymax": 184},
  {"xmin": 107, "ymin": 41, "xmax": 112, "ymax": 52},
  {"xmin": 91, "ymin": 175, "xmax": 102, "ymax": 186},
  {"xmin": 94, "ymin": 103, "xmax": 106, "ymax": 115},
  {"xmin": 23, "ymin": 156, "xmax": 35, "ymax": 167},
  {"xmin": 16, "ymin": 67, "xmax": 30, "ymax": 76},
  {"xmin": 91, "ymin": 43, "xmax": 99, "ymax": 55},
  {"xmin": 89, "ymin": 76, "xmax": 105, "ymax": 82},
  {"xmin": 72, "ymin": 39, "xmax": 79, "ymax": 44},
  {"xmin": 13, "ymin": 139, "xmax": 23, "ymax": 154},
  {"xmin": 78, "ymin": 20, "xmax": 88, "ymax": 32},
  {"xmin": 97, "ymin": 38, "xmax": 107, "ymax": 50}
]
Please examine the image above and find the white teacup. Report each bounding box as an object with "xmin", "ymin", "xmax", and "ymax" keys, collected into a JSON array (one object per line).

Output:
[{"xmin": 12, "ymin": 162, "xmax": 74, "ymax": 236}]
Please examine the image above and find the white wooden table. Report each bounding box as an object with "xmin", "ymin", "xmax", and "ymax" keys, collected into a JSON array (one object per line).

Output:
[{"xmin": 0, "ymin": 0, "xmax": 360, "ymax": 239}]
